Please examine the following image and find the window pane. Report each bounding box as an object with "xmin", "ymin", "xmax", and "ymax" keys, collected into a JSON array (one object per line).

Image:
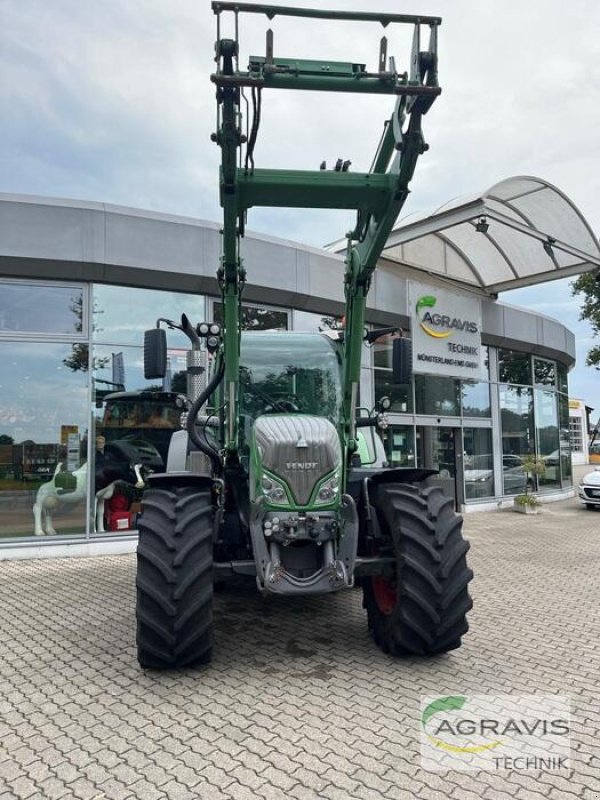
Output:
[
  {"xmin": 535, "ymin": 389, "xmax": 560, "ymax": 491},
  {"xmin": 92, "ymin": 345, "xmax": 190, "ymax": 533},
  {"xmin": 534, "ymin": 357, "xmax": 556, "ymax": 387},
  {"xmin": 214, "ymin": 303, "xmax": 288, "ymax": 331},
  {"xmin": 479, "ymin": 345, "xmax": 490, "ymax": 380},
  {"xmin": 415, "ymin": 375, "xmax": 460, "ymax": 416},
  {"xmin": 0, "ymin": 342, "xmax": 88, "ymax": 538},
  {"xmin": 92, "ymin": 344, "xmax": 191, "ymax": 399},
  {"xmin": 374, "ymin": 369, "xmax": 412, "ymax": 413},
  {"xmin": 464, "ymin": 428, "xmax": 494, "ymax": 500},
  {"xmin": 500, "ymin": 385, "xmax": 535, "ymax": 495},
  {"xmin": 380, "ymin": 424, "xmax": 416, "ymax": 467},
  {"xmin": 293, "ymin": 310, "xmax": 338, "ymax": 332},
  {"xmin": 373, "ymin": 339, "xmax": 393, "ymax": 369},
  {"xmin": 93, "ymin": 285, "xmax": 206, "ymax": 345},
  {"xmin": 0, "ymin": 282, "xmax": 84, "ymax": 336},
  {"xmin": 498, "ymin": 349, "xmax": 531, "ymax": 385},
  {"xmin": 461, "ymin": 381, "xmax": 491, "ymax": 417},
  {"xmin": 569, "ymin": 416, "xmax": 583, "ymax": 453},
  {"xmin": 558, "ymin": 393, "xmax": 572, "ymax": 487},
  {"xmin": 556, "ymin": 363, "xmax": 569, "ymax": 394}
]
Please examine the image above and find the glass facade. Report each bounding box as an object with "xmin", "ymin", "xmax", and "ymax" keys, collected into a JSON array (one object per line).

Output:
[
  {"xmin": 464, "ymin": 429, "xmax": 494, "ymax": 500},
  {"xmin": 414, "ymin": 375, "xmax": 460, "ymax": 416},
  {"xmin": 0, "ymin": 277, "xmax": 576, "ymax": 546},
  {"xmin": 535, "ymin": 389, "xmax": 560, "ymax": 490},
  {"xmin": 0, "ymin": 281, "xmax": 85, "ymax": 336},
  {"xmin": 461, "ymin": 381, "xmax": 491, "ymax": 418},
  {"xmin": 380, "ymin": 424, "xmax": 416, "ymax": 467},
  {"xmin": 498, "ymin": 348, "xmax": 531, "ymax": 385},
  {"xmin": 0, "ymin": 340, "xmax": 88, "ymax": 537}
]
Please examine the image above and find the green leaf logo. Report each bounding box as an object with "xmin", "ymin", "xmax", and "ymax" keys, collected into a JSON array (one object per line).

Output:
[
  {"xmin": 421, "ymin": 695, "xmax": 466, "ymax": 728},
  {"xmin": 416, "ymin": 295, "xmax": 437, "ymax": 314},
  {"xmin": 422, "ymin": 696, "xmax": 503, "ymax": 754}
]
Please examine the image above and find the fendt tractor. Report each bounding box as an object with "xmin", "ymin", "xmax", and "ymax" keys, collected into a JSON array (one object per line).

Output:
[{"xmin": 136, "ymin": 2, "xmax": 473, "ymax": 668}]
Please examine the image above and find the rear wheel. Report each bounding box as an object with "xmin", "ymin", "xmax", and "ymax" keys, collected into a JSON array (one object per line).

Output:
[
  {"xmin": 136, "ymin": 485, "xmax": 214, "ymax": 668},
  {"xmin": 363, "ymin": 483, "xmax": 473, "ymax": 656}
]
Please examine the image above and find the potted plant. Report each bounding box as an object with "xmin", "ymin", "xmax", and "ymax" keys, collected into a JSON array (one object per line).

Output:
[{"xmin": 513, "ymin": 455, "xmax": 545, "ymax": 514}]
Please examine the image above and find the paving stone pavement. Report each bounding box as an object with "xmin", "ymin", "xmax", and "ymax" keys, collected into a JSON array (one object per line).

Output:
[{"xmin": 1, "ymin": 474, "xmax": 599, "ymax": 799}]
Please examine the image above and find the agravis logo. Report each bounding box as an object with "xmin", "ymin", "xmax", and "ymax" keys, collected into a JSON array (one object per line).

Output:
[
  {"xmin": 416, "ymin": 295, "xmax": 478, "ymax": 339},
  {"xmin": 422, "ymin": 696, "xmax": 502, "ymax": 754},
  {"xmin": 420, "ymin": 694, "xmax": 571, "ymax": 772}
]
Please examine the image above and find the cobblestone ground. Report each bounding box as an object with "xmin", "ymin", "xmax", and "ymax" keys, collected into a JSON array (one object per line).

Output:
[{"xmin": 1, "ymin": 478, "xmax": 599, "ymax": 799}]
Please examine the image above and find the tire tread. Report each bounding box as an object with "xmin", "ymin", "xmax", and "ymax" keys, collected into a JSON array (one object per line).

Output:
[{"xmin": 363, "ymin": 483, "xmax": 473, "ymax": 656}]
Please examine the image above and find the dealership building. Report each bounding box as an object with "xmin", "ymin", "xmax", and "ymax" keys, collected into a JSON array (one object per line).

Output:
[{"xmin": 1, "ymin": 176, "xmax": 599, "ymax": 557}]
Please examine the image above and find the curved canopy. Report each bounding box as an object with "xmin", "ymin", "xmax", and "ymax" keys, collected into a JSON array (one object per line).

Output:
[{"xmin": 382, "ymin": 176, "xmax": 600, "ymax": 295}]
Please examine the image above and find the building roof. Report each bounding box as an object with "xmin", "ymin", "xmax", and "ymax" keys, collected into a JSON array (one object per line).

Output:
[{"xmin": 381, "ymin": 176, "xmax": 600, "ymax": 295}]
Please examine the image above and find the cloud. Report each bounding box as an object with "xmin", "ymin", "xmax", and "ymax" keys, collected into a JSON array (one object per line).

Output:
[{"xmin": 2, "ymin": 0, "xmax": 600, "ymax": 405}]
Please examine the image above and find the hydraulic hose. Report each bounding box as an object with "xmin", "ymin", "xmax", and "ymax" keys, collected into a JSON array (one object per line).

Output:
[{"xmin": 186, "ymin": 360, "xmax": 225, "ymax": 474}]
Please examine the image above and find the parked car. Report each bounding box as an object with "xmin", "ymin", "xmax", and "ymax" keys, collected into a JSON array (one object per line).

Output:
[{"xmin": 578, "ymin": 466, "xmax": 600, "ymax": 509}]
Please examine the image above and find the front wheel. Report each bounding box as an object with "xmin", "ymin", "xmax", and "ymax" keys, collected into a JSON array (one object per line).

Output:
[
  {"xmin": 136, "ymin": 485, "xmax": 214, "ymax": 668},
  {"xmin": 363, "ymin": 483, "xmax": 473, "ymax": 656}
]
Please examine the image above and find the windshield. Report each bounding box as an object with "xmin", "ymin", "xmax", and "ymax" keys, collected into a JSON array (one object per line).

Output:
[{"xmin": 239, "ymin": 332, "xmax": 343, "ymax": 437}]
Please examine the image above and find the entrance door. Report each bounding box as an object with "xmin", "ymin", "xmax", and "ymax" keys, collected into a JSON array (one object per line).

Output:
[{"xmin": 416, "ymin": 426, "xmax": 464, "ymax": 508}]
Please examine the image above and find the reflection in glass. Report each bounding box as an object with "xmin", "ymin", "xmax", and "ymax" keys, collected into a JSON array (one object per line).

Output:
[
  {"xmin": 500, "ymin": 385, "xmax": 534, "ymax": 495},
  {"xmin": 380, "ymin": 425, "xmax": 415, "ymax": 467},
  {"xmin": 93, "ymin": 285, "xmax": 206, "ymax": 346},
  {"xmin": 463, "ymin": 428, "xmax": 494, "ymax": 500},
  {"xmin": 556, "ymin": 363, "xmax": 569, "ymax": 395},
  {"xmin": 93, "ymin": 345, "xmax": 189, "ymax": 397},
  {"xmin": 558, "ymin": 393, "xmax": 572, "ymax": 487},
  {"xmin": 498, "ymin": 349, "xmax": 531, "ymax": 385},
  {"xmin": 415, "ymin": 375, "xmax": 460, "ymax": 416},
  {"xmin": 535, "ymin": 389, "xmax": 560, "ymax": 491},
  {"xmin": 0, "ymin": 342, "xmax": 88, "ymax": 538},
  {"xmin": 293, "ymin": 310, "xmax": 337, "ymax": 332},
  {"xmin": 534, "ymin": 357, "xmax": 556, "ymax": 387},
  {"xmin": 0, "ymin": 282, "xmax": 84, "ymax": 335},
  {"xmin": 461, "ymin": 381, "xmax": 491, "ymax": 417},
  {"xmin": 91, "ymin": 346, "xmax": 189, "ymax": 533},
  {"xmin": 374, "ymin": 369, "xmax": 412, "ymax": 413},
  {"xmin": 239, "ymin": 333, "xmax": 342, "ymax": 439},
  {"xmin": 214, "ymin": 303, "xmax": 288, "ymax": 331}
]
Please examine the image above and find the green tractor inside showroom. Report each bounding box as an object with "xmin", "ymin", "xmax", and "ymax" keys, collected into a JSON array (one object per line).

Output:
[{"xmin": 137, "ymin": 2, "xmax": 473, "ymax": 668}]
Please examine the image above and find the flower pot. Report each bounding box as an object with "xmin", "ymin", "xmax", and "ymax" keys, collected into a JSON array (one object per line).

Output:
[{"xmin": 513, "ymin": 502, "xmax": 541, "ymax": 514}]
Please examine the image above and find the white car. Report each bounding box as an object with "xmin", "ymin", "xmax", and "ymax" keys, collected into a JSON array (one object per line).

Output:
[{"xmin": 578, "ymin": 467, "xmax": 600, "ymax": 509}]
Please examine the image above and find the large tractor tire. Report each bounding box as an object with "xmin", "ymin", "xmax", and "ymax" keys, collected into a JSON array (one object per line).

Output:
[
  {"xmin": 136, "ymin": 485, "xmax": 214, "ymax": 669},
  {"xmin": 363, "ymin": 483, "xmax": 473, "ymax": 656}
]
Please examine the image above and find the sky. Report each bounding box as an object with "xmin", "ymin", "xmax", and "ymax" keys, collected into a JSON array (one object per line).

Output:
[{"xmin": 1, "ymin": 0, "xmax": 599, "ymax": 417}]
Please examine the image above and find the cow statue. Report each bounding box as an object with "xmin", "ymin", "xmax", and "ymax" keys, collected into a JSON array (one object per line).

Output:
[
  {"xmin": 33, "ymin": 443, "xmax": 148, "ymax": 535},
  {"xmin": 33, "ymin": 462, "xmax": 88, "ymax": 536}
]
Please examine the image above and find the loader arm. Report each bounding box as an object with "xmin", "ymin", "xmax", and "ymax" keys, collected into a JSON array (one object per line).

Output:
[{"xmin": 211, "ymin": 1, "xmax": 441, "ymax": 461}]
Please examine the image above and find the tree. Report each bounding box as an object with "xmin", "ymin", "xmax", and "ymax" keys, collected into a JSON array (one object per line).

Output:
[
  {"xmin": 63, "ymin": 294, "xmax": 109, "ymax": 373},
  {"xmin": 572, "ymin": 271, "xmax": 600, "ymax": 368}
]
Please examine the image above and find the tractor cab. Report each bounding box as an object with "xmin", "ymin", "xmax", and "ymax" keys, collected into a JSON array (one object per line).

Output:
[{"xmin": 98, "ymin": 391, "xmax": 182, "ymax": 469}]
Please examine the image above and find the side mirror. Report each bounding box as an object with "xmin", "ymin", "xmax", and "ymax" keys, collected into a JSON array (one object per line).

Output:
[
  {"xmin": 392, "ymin": 338, "xmax": 412, "ymax": 385},
  {"xmin": 144, "ymin": 328, "xmax": 167, "ymax": 379}
]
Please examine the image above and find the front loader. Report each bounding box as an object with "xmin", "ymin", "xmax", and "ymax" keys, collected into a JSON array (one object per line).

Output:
[{"xmin": 136, "ymin": 2, "xmax": 473, "ymax": 669}]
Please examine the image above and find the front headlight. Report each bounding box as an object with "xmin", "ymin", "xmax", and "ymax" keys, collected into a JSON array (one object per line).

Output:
[
  {"xmin": 315, "ymin": 471, "xmax": 340, "ymax": 506},
  {"xmin": 262, "ymin": 474, "xmax": 290, "ymax": 506}
]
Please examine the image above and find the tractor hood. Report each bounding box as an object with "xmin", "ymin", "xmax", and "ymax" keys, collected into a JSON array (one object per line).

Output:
[{"xmin": 252, "ymin": 414, "xmax": 342, "ymax": 507}]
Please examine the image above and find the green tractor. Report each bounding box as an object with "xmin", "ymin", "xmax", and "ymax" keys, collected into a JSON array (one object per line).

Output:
[{"xmin": 136, "ymin": 2, "xmax": 473, "ymax": 669}]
